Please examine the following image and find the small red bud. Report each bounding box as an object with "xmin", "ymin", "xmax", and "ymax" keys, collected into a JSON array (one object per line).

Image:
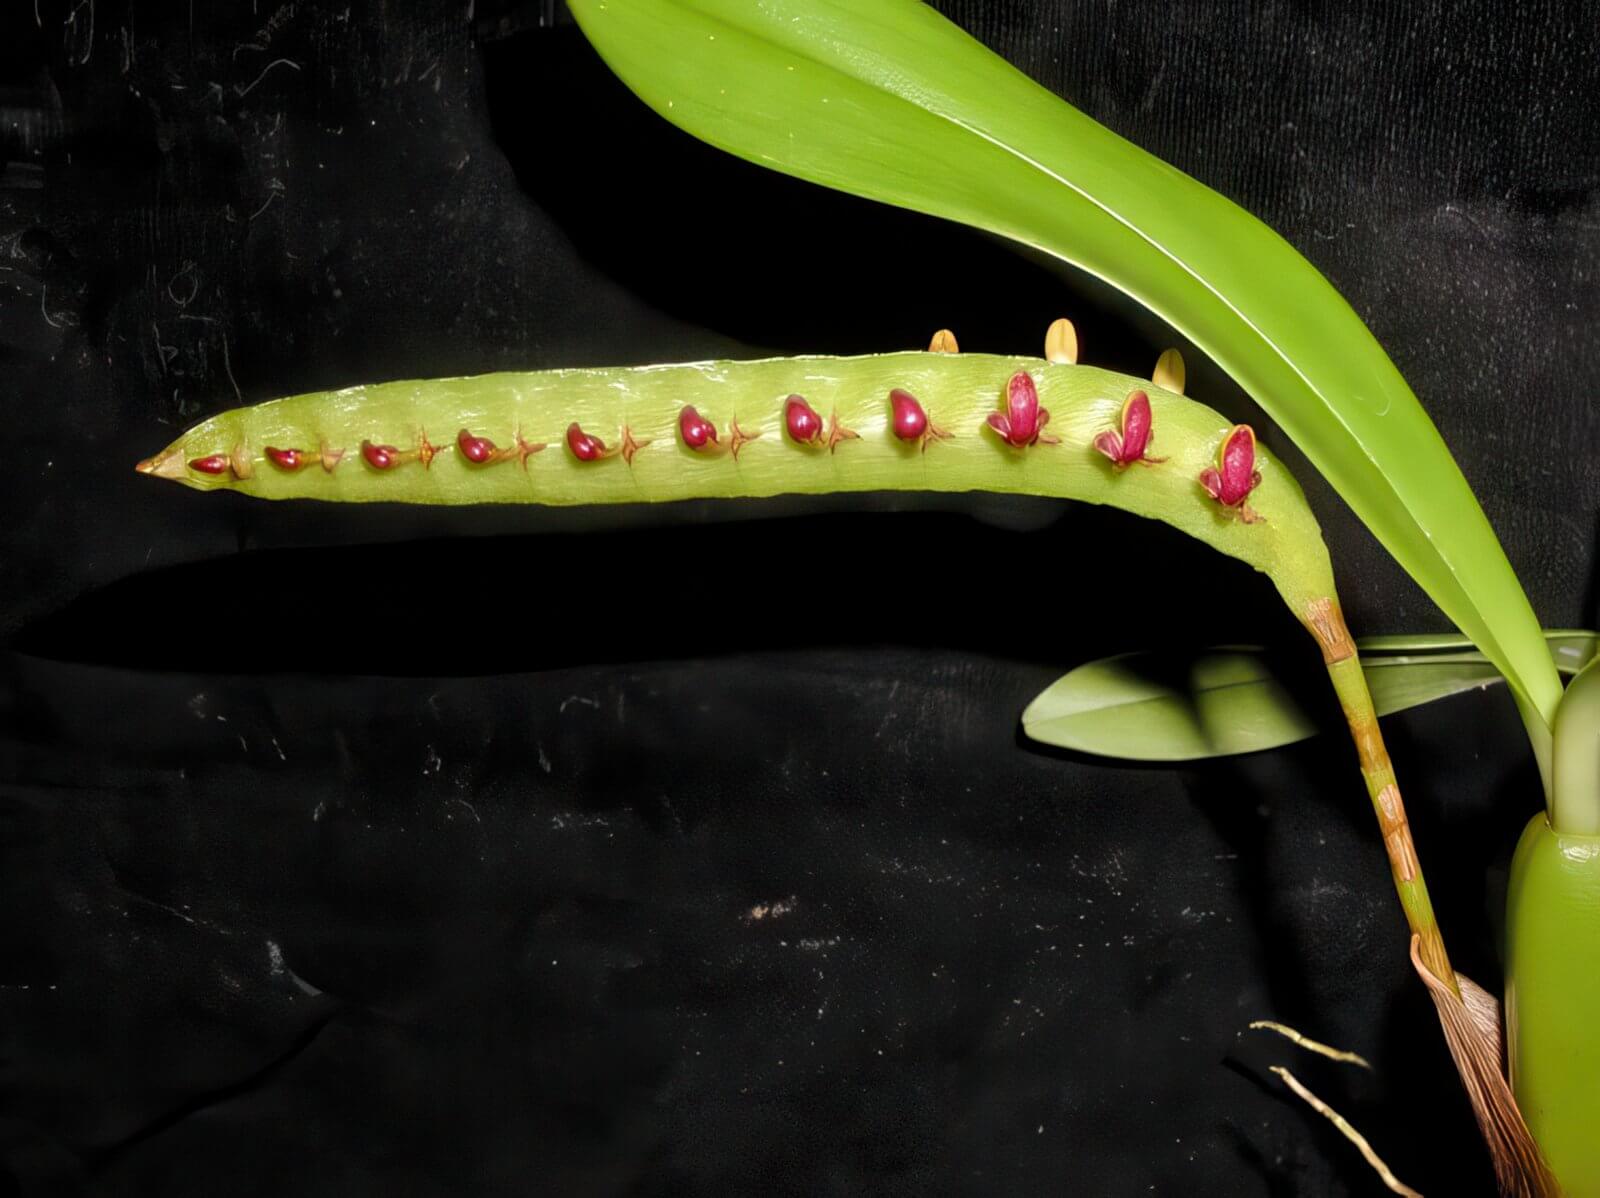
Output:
[
  {"xmin": 889, "ymin": 389, "xmax": 928, "ymax": 441},
  {"xmin": 986, "ymin": 371, "xmax": 1055, "ymax": 448},
  {"xmin": 457, "ymin": 428, "xmax": 497, "ymax": 464},
  {"xmin": 189, "ymin": 454, "xmax": 230, "ymax": 475},
  {"xmin": 1093, "ymin": 390, "xmax": 1167, "ymax": 469},
  {"xmin": 785, "ymin": 395, "xmax": 824, "ymax": 445},
  {"xmin": 678, "ymin": 405, "xmax": 719, "ymax": 450},
  {"xmin": 566, "ymin": 422, "xmax": 607, "ymax": 462},
  {"xmin": 361, "ymin": 441, "xmax": 400, "ymax": 470},
  {"xmin": 1199, "ymin": 424, "xmax": 1264, "ymax": 522},
  {"xmin": 264, "ymin": 446, "xmax": 307, "ymax": 470}
]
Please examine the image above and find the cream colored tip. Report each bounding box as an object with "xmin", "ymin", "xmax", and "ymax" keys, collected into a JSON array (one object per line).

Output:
[
  {"xmin": 928, "ymin": 328, "xmax": 959, "ymax": 354},
  {"xmin": 1044, "ymin": 317, "xmax": 1078, "ymax": 365},
  {"xmin": 1153, "ymin": 347, "xmax": 1186, "ymax": 394},
  {"xmin": 135, "ymin": 447, "xmax": 187, "ymax": 480}
]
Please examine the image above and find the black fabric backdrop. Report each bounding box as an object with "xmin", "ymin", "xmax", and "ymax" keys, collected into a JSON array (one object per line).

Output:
[{"xmin": 3, "ymin": 1, "xmax": 1598, "ymax": 1195}]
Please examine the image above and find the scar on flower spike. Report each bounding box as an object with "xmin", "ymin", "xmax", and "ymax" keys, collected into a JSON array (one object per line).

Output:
[{"xmin": 1199, "ymin": 424, "xmax": 1264, "ymax": 523}]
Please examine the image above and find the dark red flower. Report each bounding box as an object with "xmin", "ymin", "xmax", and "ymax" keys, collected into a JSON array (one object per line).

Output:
[
  {"xmin": 1093, "ymin": 390, "xmax": 1167, "ymax": 468},
  {"xmin": 1199, "ymin": 425, "xmax": 1264, "ymax": 522},
  {"xmin": 986, "ymin": 371, "xmax": 1056, "ymax": 448}
]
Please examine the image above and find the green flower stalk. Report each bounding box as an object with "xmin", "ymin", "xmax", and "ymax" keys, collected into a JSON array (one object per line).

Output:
[{"xmin": 136, "ymin": 337, "xmax": 1509, "ymax": 1176}]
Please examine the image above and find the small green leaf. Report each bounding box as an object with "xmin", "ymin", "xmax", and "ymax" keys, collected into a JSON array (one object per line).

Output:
[
  {"xmin": 1022, "ymin": 650, "xmax": 1322, "ymax": 762},
  {"xmin": 1024, "ymin": 631, "xmax": 1596, "ymax": 762}
]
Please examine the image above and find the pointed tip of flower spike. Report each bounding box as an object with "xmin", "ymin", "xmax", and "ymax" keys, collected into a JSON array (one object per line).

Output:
[
  {"xmin": 135, "ymin": 446, "xmax": 189, "ymax": 480},
  {"xmin": 928, "ymin": 328, "xmax": 959, "ymax": 354},
  {"xmin": 1153, "ymin": 348, "xmax": 1186, "ymax": 394},
  {"xmin": 1045, "ymin": 317, "xmax": 1078, "ymax": 365}
]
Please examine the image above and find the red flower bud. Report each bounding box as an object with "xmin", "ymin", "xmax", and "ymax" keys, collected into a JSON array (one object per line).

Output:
[
  {"xmin": 784, "ymin": 395, "xmax": 823, "ymax": 445},
  {"xmin": 679, "ymin": 405, "xmax": 719, "ymax": 450},
  {"xmin": 1093, "ymin": 390, "xmax": 1167, "ymax": 469},
  {"xmin": 889, "ymin": 389, "xmax": 928, "ymax": 441},
  {"xmin": 1199, "ymin": 425, "xmax": 1264, "ymax": 522},
  {"xmin": 264, "ymin": 446, "xmax": 307, "ymax": 471},
  {"xmin": 566, "ymin": 422, "xmax": 608, "ymax": 462},
  {"xmin": 986, "ymin": 371, "xmax": 1055, "ymax": 448},
  {"xmin": 361, "ymin": 441, "xmax": 400, "ymax": 470},
  {"xmin": 457, "ymin": 428, "xmax": 498, "ymax": 464},
  {"xmin": 888, "ymin": 388, "xmax": 949, "ymax": 452}
]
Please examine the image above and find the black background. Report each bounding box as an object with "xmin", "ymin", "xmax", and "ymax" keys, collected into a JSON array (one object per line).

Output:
[{"xmin": 3, "ymin": 1, "xmax": 1598, "ymax": 1194}]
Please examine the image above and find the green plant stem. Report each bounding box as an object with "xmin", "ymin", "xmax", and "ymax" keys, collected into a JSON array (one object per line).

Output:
[
  {"xmin": 1515, "ymin": 690, "xmax": 1556, "ymax": 804},
  {"xmin": 1304, "ymin": 599, "xmax": 1458, "ymax": 996},
  {"xmin": 1551, "ymin": 656, "xmax": 1600, "ymax": 835}
]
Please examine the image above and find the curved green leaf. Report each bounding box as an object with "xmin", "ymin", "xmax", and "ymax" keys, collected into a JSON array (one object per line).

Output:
[
  {"xmin": 1024, "ymin": 631, "xmax": 1595, "ymax": 762},
  {"xmin": 568, "ymin": 0, "xmax": 1563, "ymax": 761}
]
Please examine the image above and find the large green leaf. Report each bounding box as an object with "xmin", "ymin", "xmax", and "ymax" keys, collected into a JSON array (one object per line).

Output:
[
  {"xmin": 1023, "ymin": 632, "xmax": 1596, "ymax": 762},
  {"xmin": 568, "ymin": 0, "xmax": 1563, "ymax": 763}
]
